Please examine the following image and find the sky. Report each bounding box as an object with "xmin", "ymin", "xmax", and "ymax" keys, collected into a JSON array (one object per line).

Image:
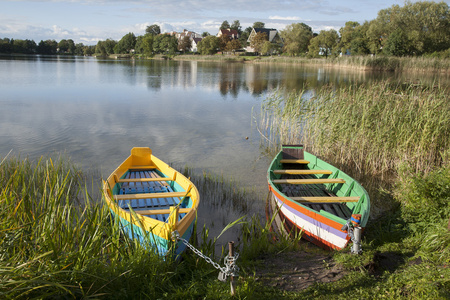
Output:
[{"xmin": 0, "ymin": 0, "xmax": 446, "ymax": 45}]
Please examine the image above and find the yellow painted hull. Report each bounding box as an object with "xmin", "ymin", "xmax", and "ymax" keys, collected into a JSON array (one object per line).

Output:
[{"xmin": 103, "ymin": 147, "xmax": 200, "ymax": 256}]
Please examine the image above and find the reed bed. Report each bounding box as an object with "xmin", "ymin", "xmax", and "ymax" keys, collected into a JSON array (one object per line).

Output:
[
  {"xmin": 246, "ymin": 55, "xmax": 450, "ymax": 73},
  {"xmin": 257, "ymin": 81, "xmax": 449, "ymax": 176}
]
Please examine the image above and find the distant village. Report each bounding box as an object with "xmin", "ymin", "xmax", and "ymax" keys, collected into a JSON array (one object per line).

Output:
[{"xmin": 1, "ymin": 1, "xmax": 449, "ymax": 58}]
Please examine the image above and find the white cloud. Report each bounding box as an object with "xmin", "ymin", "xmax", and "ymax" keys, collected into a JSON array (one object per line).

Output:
[{"xmin": 269, "ymin": 16, "xmax": 301, "ymax": 21}]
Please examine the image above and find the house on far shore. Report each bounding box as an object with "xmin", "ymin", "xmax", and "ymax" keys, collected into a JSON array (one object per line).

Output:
[
  {"xmin": 191, "ymin": 38, "xmax": 202, "ymax": 53},
  {"xmin": 246, "ymin": 28, "xmax": 283, "ymax": 52},
  {"xmin": 217, "ymin": 28, "xmax": 240, "ymax": 40}
]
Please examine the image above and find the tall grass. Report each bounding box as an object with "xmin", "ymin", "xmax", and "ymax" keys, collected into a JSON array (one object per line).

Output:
[
  {"xmin": 257, "ymin": 82, "xmax": 449, "ymax": 176},
  {"xmin": 0, "ymin": 155, "xmax": 177, "ymax": 298}
]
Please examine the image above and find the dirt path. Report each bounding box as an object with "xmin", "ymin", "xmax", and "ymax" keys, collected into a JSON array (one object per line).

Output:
[{"xmin": 254, "ymin": 250, "xmax": 346, "ymax": 292}]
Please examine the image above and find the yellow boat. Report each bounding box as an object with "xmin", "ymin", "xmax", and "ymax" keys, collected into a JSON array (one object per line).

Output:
[{"xmin": 103, "ymin": 147, "xmax": 200, "ymax": 257}]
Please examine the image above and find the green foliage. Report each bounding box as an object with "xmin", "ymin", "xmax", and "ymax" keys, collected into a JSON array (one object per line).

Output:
[
  {"xmin": 220, "ymin": 20, "xmax": 230, "ymax": 30},
  {"xmin": 281, "ymin": 23, "xmax": 313, "ymax": 56},
  {"xmin": 230, "ymin": 20, "xmax": 242, "ymax": 34},
  {"xmin": 197, "ymin": 35, "xmax": 220, "ymax": 55},
  {"xmin": 308, "ymin": 29, "xmax": 339, "ymax": 58},
  {"xmin": 57, "ymin": 39, "xmax": 75, "ymax": 54},
  {"xmin": 253, "ymin": 22, "xmax": 265, "ymax": 29},
  {"xmin": 37, "ymin": 39, "xmax": 58, "ymax": 55},
  {"xmin": 153, "ymin": 34, "xmax": 178, "ymax": 54},
  {"xmin": 96, "ymin": 39, "xmax": 117, "ymax": 56},
  {"xmin": 225, "ymin": 39, "xmax": 242, "ymax": 53},
  {"xmin": 338, "ymin": 21, "xmax": 371, "ymax": 55},
  {"xmin": 374, "ymin": 1, "xmax": 450, "ymax": 55},
  {"xmin": 250, "ymin": 32, "xmax": 268, "ymax": 54},
  {"xmin": 383, "ymin": 28, "xmax": 410, "ymax": 56},
  {"xmin": 115, "ymin": 32, "xmax": 136, "ymax": 54},
  {"xmin": 145, "ymin": 24, "xmax": 161, "ymax": 36}
]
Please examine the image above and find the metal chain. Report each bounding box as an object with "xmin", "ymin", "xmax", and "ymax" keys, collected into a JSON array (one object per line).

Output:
[{"xmin": 172, "ymin": 231, "xmax": 239, "ymax": 279}]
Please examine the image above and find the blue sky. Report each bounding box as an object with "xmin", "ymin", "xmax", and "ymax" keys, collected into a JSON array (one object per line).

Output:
[{"xmin": 0, "ymin": 0, "xmax": 443, "ymax": 45}]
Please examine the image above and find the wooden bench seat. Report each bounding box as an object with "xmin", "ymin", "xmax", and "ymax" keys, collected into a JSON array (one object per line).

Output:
[
  {"xmin": 274, "ymin": 169, "xmax": 332, "ymax": 175},
  {"xmin": 290, "ymin": 196, "xmax": 359, "ymax": 203},
  {"xmin": 133, "ymin": 208, "xmax": 192, "ymax": 215},
  {"xmin": 273, "ymin": 178, "xmax": 345, "ymax": 184},
  {"xmin": 280, "ymin": 159, "xmax": 309, "ymax": 164},
  {"xmin": 117, "ymin": 177, "xmax": 173, "ymax": 183},
  {"xmin": 129, "ymin": 165, "xmax": 157, "ymax": 170},
  {"xmin": 114, "ymin": 192, "xmax": 187, "ymax": 200}
]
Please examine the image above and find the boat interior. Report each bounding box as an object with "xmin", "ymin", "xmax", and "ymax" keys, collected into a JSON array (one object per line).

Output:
[
  {"xmin": 113, "ymin": 169, "xmax": 189, "ymax": 222},
  {"xmin": 273, "ymin": 146, "xmax": 357, "ymax": 219}
]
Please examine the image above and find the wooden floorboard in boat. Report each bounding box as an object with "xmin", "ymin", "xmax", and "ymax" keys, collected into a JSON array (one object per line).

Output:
[
  {"xmin": 277, "ymin": 168, "xmax": 352, "ymax": 218},
  {"xmin": 117, "ymin": 170, "xmax": 185, "ymax": 222}
]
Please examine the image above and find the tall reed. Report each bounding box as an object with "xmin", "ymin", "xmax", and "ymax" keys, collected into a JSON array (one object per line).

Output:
[{"xmin": 257, "ymin": 82, "xmax": 449, "ymax": 176}]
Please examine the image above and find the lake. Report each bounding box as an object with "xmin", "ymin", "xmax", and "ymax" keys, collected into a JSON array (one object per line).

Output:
[{"xmin": 0, "ymin": 55, "xmax": 446, "ymax": 241}]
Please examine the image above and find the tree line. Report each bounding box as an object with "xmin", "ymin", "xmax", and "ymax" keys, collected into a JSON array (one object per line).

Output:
[
  {"xmin": 1, "ymin": 1, "xmax": 448, "ymax": 58},
  {"xmin": 0, "ymin": 38, "xmax": 95, "ymax": 55}
]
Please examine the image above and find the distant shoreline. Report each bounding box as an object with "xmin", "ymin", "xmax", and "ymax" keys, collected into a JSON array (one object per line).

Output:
[{"xmin": 2, "ymin": 52, "xmax": 448, "ymax": 73}]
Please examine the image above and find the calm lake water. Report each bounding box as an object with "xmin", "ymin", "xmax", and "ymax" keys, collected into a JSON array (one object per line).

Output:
[{"xmin": 0, "ymin": 55, "xmax": 446, "ymax": 241}]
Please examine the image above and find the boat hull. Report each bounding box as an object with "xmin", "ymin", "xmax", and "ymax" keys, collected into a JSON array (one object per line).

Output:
[{"xmin": 267, "ymin": 145, "xmax": 370, "ymax": 250}]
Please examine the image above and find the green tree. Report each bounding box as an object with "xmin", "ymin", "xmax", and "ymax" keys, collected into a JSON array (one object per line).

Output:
[
  {"xmin": 0, "ymin": 38, "xmax": 12, "ymax": 53},
  {"xmin": 369, "ymin": 1, "xmax": 450, "ymax": 55},
  {"xmin": 307, "ymin": 36, "xmax": 321, "ymax": 58},
  {"xmin": 146, "ymin": 24, "xmax": 161, "ymax": 36},
  {"xmin": 95, "ymin": 41, "xmax": 107, "ymax": 56},
  {"xmin": 349, "ymin": 21, "xmax": 370, "ymax": 55},
  {"xmin": 239, "ymin": 27, "xmax": 252, "ymax": 46},
  {"xmin": 82, "ymin": 45, "xmax": 95, "ymax": 56},
  {"xmin": 74, "ymin": 43, "xmax": 85, "ymax": 55},
  {"xmin": 253, "ymin": 22, "xmax": 265, "ymax": 29},
  {"xmin": 13, "ymin": 39, "xmax": 36, "ymax": 54},
  {"xmin": 57, "ymin": 39, "xmax": 75, "ymax": 54},
  {"xmin": 366, "ymin": 19, "xmax": 384, "ymax": 54},
  {"xmin": 115, "ymin": 32, "xmax": 136, "ymax": 54},
  {"xmin": 230, "ymin": 20, "xmax": 242, "ymax": 34},
  {"xmin": 220, "ymin": 20, "xmax": 230, "ymax": 30},
  {"xmin": 202, "ymin": 32, "xmax": 210, "ymax": 37},
  {"xmin": 153, "ymin": 34, "xmax": 178, "ymax": 54},
  {"xmin": 261, "ymin": 40, "xmax": 281, "ymax": 55},
  {"xmin": 338, "ymin": 21, "xmax": 359, "ymax": 54},
  {"xmin": 384, "ymin": 28, "xmax": 410, "ymax": 56},
  {"xmin": 104, "ymin": 39, "xmax": 117, "ymax": 55},
  {"xmin": 307, "ymin": 30, "xmax": 339, "ymax": 58},
  {"xmin": 37, "ymin": 40, "xmax": 57, "ymax": 55},
  {"xmin": 250, "ymin": 32, "xmax": 269, "ymax": 54},
  {"xmin": 280, "ymin": 23, "xmax": 313, "ymax": 56},
  {"xmin": 225, "ymin": 39, "xmax": 242, "ymax": 53},
  {"xmin": 197, "ymin": 35, "xmax": 220, "ymax": 55},
  {"xmin": 218, "ymin": 34, "xmax": 230, "ymax": 51}
]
